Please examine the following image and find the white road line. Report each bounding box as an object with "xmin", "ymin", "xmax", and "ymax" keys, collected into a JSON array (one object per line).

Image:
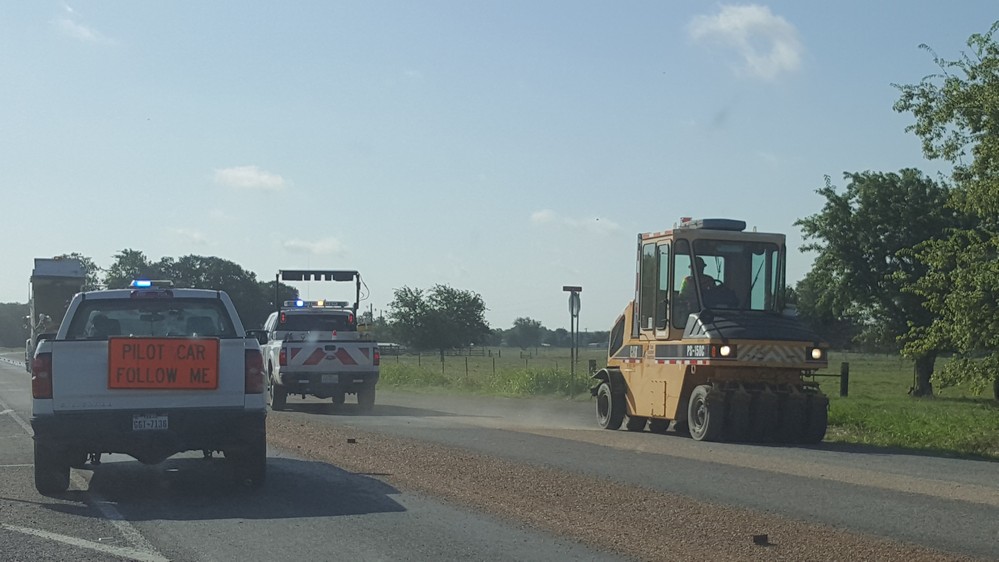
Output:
[
  {"xmin": 0, "ymin": 464, "xmax": 33, "ymax": 468},
  {"xmin": 0, "ymin": 395, "xmax": 167, "ymax": 561},
  {"xmin": 2, "ymin": 523, "xmax": 169, "ymax": 562}
]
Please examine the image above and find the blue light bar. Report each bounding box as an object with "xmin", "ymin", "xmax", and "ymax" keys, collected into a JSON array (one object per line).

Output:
[
  {"xmin": 296, "ymin": 299, "xmax": 304, "ymax": 307},
  {"xmin": 131, "ymin": 280, "xmax": 153, "ymax": 288}
]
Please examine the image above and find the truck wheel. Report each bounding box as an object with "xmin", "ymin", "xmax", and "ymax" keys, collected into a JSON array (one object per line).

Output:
[
  {"xmin": 648, "ymin": 419, "xmax": 670, "ymax": 434},
  {"xmin": 231, "ymin": 433, "xmax": 266, "ymax": 488},
  {"xmin": 625, "ymin": 415, "xmax": 648, "ymax": 432},
  {"xmin": 687, "ymin": 385, "xmax": 724, "ymax": 442},
  {"xmin": 596, "ymin": 382, "xmax": 625, "ymax": 430},
  {"xmin": 34, "ymin": 441, "xmax": 70, "ymax": 495},
  {"xmin": 802, "ymin": 394, "xmax": 829, "ymax": 444},
  {"xmin": 357, "ymin": 385, "xmax": 376, "ymax": 413},
  {"xmin": 270, "ymin": 381, "xmax": 287, "ymax": 411}
]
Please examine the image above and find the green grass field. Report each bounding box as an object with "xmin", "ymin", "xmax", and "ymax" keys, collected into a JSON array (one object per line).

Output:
[
  {"xmin": 380, "ymin": 348, "xmax": 999, "ymax": 460},
  {"xmin": 819, "ymin": 352, "xmax": 999, "ymax": 460}
]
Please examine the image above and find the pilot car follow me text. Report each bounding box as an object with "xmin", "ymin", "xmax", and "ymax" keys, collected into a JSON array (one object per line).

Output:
[{"xmin": 592, "ymin": 218, "xmax": 830, "ymax": 443}]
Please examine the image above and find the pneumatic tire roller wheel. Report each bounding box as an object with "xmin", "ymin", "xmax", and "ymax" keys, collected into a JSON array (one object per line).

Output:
[
  {"xmin": 688, "ymin": 385, "xmax": 725, "ymax": 442},
  {"xmin": 596, "ymin": 382, "xmax": 625, "ymax": 430}
]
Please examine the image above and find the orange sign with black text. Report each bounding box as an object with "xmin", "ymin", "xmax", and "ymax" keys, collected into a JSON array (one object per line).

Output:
[{"xmin": 108, "ymin": 337, "xmax": 220, "ymax": 390}]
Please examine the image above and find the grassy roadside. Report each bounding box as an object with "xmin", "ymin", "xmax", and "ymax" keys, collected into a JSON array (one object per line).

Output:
[
  {"xmin": 822, "ymin": 352, "xmax": 999, "ymax": 460},
  {"xmin": 378, "ymin": 348, "xmax": 999, "ymax": 461}
]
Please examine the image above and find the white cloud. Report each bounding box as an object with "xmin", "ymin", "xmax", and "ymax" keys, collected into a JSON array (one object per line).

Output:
[
  {"xmin": 530, "ymin": 209, "xmax": 557, "ymax": 224},
  {"xmin": 214, "ymin": 165, "xmax": 288, "ymax": 190},
  {"xmin": 530, "ymin": 210, "xmax": 621, "ymax": 235},
  {"xmin": 688, "ymin": 4, "xmax": 802, "ymax": 80},
  {"xmin": 53, "ymin": 5, "xmax": 114, "ymax": 44},
  {"xmin": 171, "ymin": 228, "xmax": 210, "ymax": 245},
  {"xmin": 282, "ymin": 237, "xmax": 346, "ymax": 256}
]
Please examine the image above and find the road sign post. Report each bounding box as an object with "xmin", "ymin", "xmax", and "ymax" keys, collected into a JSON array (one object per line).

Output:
[{"xmin": 563, "ymin": 286, "xmax": 582, "ymax": 398}]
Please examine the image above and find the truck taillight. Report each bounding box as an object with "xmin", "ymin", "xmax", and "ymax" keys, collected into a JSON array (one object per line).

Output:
[
  {"xmin": 32, "ymin": 353, "xmax": 53, "ymax": 399},
  {"xmin": 245, "ymin": 349, "xmax": 264, "ymax": 394},
  {"xmin": 373, "ymin": 348, "xmax": 380, "ymax": 366},
  {"xmin": 279, "ymin": 348, "xmax": 287, "ymax": 367}
]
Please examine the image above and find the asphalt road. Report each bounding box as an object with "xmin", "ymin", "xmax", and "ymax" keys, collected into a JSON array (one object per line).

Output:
[
  {"xmin": 0, "ymin": 355, "xmax": 617, "ymax": 562},
  {"xmin": 2, "ymin": 351, "xmax": 998, "ymax": 560}
]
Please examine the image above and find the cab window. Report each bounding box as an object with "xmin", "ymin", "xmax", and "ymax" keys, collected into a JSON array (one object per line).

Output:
[{"xmin": 638, "ymin": 243, "xmax": 657, "ymax": 331}]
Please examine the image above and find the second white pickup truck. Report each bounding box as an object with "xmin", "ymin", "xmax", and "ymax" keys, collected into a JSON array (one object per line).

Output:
[{"xmin": 254, "ymin": 270, "xmax": 379, "ymax": 412}]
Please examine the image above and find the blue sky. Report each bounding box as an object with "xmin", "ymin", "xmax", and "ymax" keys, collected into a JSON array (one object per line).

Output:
[{"xmin": 1, "ymin": 2, "xmax": 994, "ymax": 331}]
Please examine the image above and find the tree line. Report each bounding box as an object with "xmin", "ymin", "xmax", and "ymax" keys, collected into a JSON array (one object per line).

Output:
[{"xmin": 0, "ymin": 251, "xmax": 606, "ymax": 356}]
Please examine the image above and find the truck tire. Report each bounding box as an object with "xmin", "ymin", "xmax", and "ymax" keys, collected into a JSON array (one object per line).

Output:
[
  {"xmin": 270, "ymin": 380, "xmax": 287, "ymax": 411},
  {"xmin": 596, "ymin": 382, "xmax": 625, "ymax": 430},
  {"xmin": 687, "ymin": 385, "xmax": 724, "ymax": 442},
  {"xmin": 357, "ymin": 385, "xmax": 376, "ymax": 413},
  {"xmin": 34, "ymin": 441, "xmax": 70, "ymax": 495},
  {"xmin": 231, "ymin": 433, "xmax": 266, "ymax": 488},
  {"xmin": 802, "ymin": 394, "xmax": 829, "ymax": 444}
]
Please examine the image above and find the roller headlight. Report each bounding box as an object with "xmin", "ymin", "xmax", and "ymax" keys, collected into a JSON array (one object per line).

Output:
[
  {"xmin": 719, "ymin": 345, "xmax": 733, "ymax": 357},
  {"xmin": 808, "ymin": 347, "xmax": 825, "ymax": 360}
]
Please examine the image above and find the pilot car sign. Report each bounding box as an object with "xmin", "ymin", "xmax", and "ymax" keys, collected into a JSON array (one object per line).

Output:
[{"xmin": 108, "ymin": 337, "xmax": 220, "ymax": 390}]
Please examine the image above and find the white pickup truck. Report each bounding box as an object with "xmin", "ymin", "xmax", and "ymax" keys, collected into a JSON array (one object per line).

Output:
[
  {"xmin": 29, "ymin": 281, "xmax": 267, "ymax": 494},
  {"xmin": 259, "ymin": 300, "xmax": 380, "ymax": 411}
]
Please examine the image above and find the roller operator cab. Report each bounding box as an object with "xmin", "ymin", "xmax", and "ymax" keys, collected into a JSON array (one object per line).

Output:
[{"xmin": 592, "ymin": 218, "xmax": 829, "ymax": 443}]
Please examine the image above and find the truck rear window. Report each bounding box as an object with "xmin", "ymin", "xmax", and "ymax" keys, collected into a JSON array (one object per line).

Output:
[
  {"xmin": 280, "ymin": 313, "xmax": 355, "ymax": 332},
  {"xmin": 66, "ymin": 299, "xmax": 236, "ymax": 339}
]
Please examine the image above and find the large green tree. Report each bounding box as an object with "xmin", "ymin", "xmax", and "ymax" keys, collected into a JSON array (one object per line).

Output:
[
  {"xmin": 387, "ymin": 284, "xmax": 490, "ymax": 356},
  {"xmin": 796, "ymin": 169, "xmax": 961, "ymax": 395},
  {"xmin": 894, "ymin": 22, "xmax": 999, "ymax": 397}
]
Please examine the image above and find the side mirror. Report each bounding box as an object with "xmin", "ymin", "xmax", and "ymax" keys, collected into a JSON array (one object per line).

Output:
[{"xmin": 246, "ymin": 329, "xmax": 268, "ymax": 345}]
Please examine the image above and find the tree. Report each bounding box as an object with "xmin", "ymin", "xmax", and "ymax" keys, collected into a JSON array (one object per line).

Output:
[
  {"xmin": 55, "ymin": 253, "xmax": 101, "ymax": 290},
  {"xmin": 506, "ymin": 317, "xmax": 544, "ymax": 350},
  {"xmin": 793, "ymin": 271, "xmax": 859, "ymax": 350},
  {"xmin": 387, "ymin": 284, "xmax": 490, "ymax": 356},
  {"xmin": 796, "ymin": 170, "xmax": 962, "ymax": 396},
  {"xmin": 894, "ymin": 22, "xmax": 999, "ymax": 397},
  {"xmin": 102, "ymin": 250, "xmax": 292, "ymax": 329},
  {"xmin": 103, "ymin": 249, "xmax": 160, "ymax": 289},
  {"xmin": 545, "ymin": 327, "xmax": 571, "ymax": 347}
]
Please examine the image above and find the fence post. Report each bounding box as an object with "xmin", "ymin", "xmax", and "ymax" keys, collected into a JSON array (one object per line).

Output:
[
  {"xmin": 492, "ymin": 356, "xmax": 496, "ymax": 375},
  {"xmin": 465, "ymin": 356, "xmax": 469, "ymax": 377},
  {"xmin": 441, "ymin": 357, "xmax": 445, "ymax": 376},
  {"xmin": 840, "ymin": 362, "xmax": 849, "ymax": 397}
]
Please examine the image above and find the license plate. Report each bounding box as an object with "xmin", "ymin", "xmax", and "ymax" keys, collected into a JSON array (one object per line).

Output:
[
  {"xmin": 132, "ymin": 414, "xmax": 168, "ymax": 431},
  {"xmin": 322, "ymin": 374, "xmax": 339, "ymax": 384}
]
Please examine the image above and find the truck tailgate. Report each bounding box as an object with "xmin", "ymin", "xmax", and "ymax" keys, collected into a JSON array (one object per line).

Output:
[
  {"xmin": 281, "ymin": 340, "xmax": 377, "ymax": 373},
  {"xmin": 49, "ymin": 339, "xmax": 248, "ymax": 412}
]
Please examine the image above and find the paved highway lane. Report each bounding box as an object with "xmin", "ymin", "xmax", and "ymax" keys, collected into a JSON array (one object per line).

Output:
[
  {"xmin": 0, "ymin": 355, "xmax": 618, "ymax": 562},
  {"xmin": 270, "ymin": 389, "xmax": 999, "ymax": 560}
]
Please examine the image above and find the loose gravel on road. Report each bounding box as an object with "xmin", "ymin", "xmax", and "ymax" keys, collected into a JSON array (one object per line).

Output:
[{"xmin": 268, "ymin": 415, "xmax": 974, "ymax": 562}]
